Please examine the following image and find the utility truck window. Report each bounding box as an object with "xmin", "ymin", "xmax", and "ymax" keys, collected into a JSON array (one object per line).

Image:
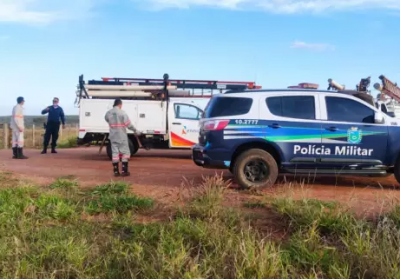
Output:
[
  {"xmin": 326, "ymin": 97, "xmax": 375, "ymax": 123},
  {"xmin": 174, "ymin": 104, "xmax": 202, "ymax": 120},
  {"xmin": 266, "ymin": 96, "xmax": 315, "ymax": 120}
]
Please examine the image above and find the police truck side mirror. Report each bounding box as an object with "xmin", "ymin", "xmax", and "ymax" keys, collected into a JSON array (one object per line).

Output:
[{"xmin": 374, "ymin": 112, "xmax": 385, "ymax": 124}]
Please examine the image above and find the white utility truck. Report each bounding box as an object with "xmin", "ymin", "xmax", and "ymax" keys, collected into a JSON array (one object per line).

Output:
[
  {"xmin": 75, "ymin": 74, "xmax": 260, "ymax": 160},
  {"xmin": 374, "ymin": 75, "xmax": 400, "ymax": 118},
  {"xmin": 327, "ymin": 75, "xmax": 400, "ymax": 118},
  {"xmin": 288, "ymin": 76, "xmax": 400, "ymax": 118}
]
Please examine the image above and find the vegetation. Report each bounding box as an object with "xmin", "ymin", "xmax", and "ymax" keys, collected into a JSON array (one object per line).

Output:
[
  {"xmin": 0, "ymin": 115, "xmax": 79, "ymax": 126},
  {"xmin": 0, "ymin": 116, "xmax": 79, "ymax": 149},
  {"xmin": 57, "ymin": 136, "xmax": 78, "ymax": 149},
  {"xmin": 1, "ymin": 172, "xmax": 400, "ymax": 278}
]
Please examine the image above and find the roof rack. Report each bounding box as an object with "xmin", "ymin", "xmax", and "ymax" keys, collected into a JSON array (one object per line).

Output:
[
  {"xmin": 76, "ymin": 74, "xmax": 261, "ymax": 102},
  {"xmin": 374, "ymin": 75, "xmax": 400, "ymax": 102}
]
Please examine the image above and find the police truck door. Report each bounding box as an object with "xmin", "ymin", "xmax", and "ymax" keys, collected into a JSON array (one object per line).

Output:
[
  {"xmin": 320, "ymin": 94, "xmax": 388, "ymax": 168},
  {"xmin": 168, "ymin": 102, "xmax": 203, "ymax": 148},
  {"xmin": 263, "ymin": 93, "xmax": 322, "ymax": 169}
]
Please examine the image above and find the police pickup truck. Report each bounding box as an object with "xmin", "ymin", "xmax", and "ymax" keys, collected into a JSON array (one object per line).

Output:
[{"xmin": 192, "ymin": 89, "xmax": 400, "ymax": 189}]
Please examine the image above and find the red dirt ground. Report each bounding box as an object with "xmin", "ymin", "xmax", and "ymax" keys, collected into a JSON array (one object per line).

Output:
[{"xmin": 1, "ymin": 147, "xmax": 400, "ymax": 216}]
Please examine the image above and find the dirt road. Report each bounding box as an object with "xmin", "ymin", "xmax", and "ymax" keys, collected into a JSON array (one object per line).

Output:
[{"xmin": 1, "ymin": 147, "xmax": 400, "ymax": 215}]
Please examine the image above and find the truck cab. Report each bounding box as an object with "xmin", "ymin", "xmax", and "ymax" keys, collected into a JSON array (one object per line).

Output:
[{"xmin": 192, "ymin": 89, "xmax": 400, "ymax": 189}]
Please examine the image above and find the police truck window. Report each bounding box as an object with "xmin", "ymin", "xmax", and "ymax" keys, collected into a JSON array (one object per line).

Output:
[{"xmin": 326, "ymin": 97, "xmax": 375, "ymax": 123}]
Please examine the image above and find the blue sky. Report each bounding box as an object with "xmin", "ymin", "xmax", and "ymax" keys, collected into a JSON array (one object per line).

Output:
[{"xmin": 0, "ymin": 0, "xmax": 399, "ymax": 116}]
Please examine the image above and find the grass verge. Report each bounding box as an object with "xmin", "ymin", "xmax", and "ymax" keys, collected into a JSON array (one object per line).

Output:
[{"xmin": 1, "ymin": 172, "xmax": 400, "ymax": 278}]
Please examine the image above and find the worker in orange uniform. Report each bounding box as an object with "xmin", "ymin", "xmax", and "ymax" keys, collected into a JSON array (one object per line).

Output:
[{"xmin": 10, "ymin": 97, "xmax": 28, "ymax": 159}]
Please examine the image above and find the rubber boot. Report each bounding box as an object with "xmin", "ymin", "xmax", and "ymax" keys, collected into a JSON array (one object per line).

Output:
[
  {"xmin": 113, "ymin": 162, "xmax": 120, "ymax": 177},
  {"xmin": 17, "ymin": 148, "xmax": 28, "ymax": 159},
  {"xmin": 121, "ymin": 162, "xmax": 130, "ymax": 177},
  {"xmin": 12, "ymin": 147, "xmax": 17, "ymax": 159}
]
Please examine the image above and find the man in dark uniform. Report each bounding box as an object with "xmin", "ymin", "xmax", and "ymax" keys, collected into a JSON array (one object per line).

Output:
[{"xmin": 41, "ymin": 97, "xmax": 66, "ymax": 154}]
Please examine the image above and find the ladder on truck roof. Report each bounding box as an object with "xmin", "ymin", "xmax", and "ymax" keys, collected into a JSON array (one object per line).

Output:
[
  {"xmin": 374, "ymin": 75, "xmax": 400, "ymax": 102},
  {"xmin": 76, "ymin": 73, "xmax": 261, "ymax": 102},
  {"xmin": 323, "ymin": 77, "xmax": 374, "ymax": 106}
]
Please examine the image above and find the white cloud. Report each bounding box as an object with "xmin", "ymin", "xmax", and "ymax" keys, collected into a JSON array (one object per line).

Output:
[
  {"xmin": 0, "ymin": 0, "xmax": 97, "ymax": 24},
  {"xmin": 291, "ymin": 41, "xmax": 335, "ymax": 51},
  {"xmin": 2, "ymin": 0, "xmax": 400, "ymax": 25},
  {"xmin": 136, "ymin": 0, "xmax": 400, "ymax": 13}
]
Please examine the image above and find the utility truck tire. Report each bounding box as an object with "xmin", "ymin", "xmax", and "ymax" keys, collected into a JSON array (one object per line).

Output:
[
  {"xmin": 106, "ymin": 143, "xmax": 112, "ymax": 160},
  {"xmin": 233, "ymin": 149, "xmax": 278, "ymax": 190},
  {"xmin": 128, "ymin": 137, "xmax": 139, "ymax": 156},
  {"xmin": 106, "ymin": 138, "xmax": 139, "ymax": 161}
]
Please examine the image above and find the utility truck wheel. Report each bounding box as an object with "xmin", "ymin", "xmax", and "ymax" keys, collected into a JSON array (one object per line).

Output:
[
  {"xmin": 106, "ymin": 143, "xmax": 112, "ymax": 161},
  {"xmin": 233, "ymin": 149, "xmax": 278, "ymax": 190},
  {"xmin": 106, "ymin": 138, "xmax": 139, "ymax": 161},
  {"xmin": 128, "ymin": 138, "xmax": 139, "ymax": 156}
]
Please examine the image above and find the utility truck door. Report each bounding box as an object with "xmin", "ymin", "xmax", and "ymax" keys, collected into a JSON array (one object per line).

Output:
[{"xmin": 168, "ymin": 102, "xmax": 203, "ymax": 148}]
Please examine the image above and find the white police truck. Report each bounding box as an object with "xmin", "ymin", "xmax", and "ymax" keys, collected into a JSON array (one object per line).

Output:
[{"xmin": 192, "ymin": 89, "xmax": 400, "ymax": 189}]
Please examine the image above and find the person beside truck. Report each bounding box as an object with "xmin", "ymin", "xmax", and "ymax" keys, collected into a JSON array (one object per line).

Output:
[
  {"xmin": 105, "ymin": 98, "xmax": 141, "ymax": 177},
  {"xmin": 10, "ymin": 97, "xmax": 28, "ymax": 159},
  {"xmin": 41, "ymin": 97, "xmax": 66, "ymax": 154}
]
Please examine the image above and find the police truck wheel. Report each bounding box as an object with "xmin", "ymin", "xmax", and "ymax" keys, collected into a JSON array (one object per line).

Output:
[{"xmin": 233, "ymin": 149, "xmax": 278, "ymax": 190}]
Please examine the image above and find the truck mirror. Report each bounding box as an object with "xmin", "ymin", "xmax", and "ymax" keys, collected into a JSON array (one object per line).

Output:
[{"xmin": 374, "ymin": 112, "xmax": 385, "ymax": 124}]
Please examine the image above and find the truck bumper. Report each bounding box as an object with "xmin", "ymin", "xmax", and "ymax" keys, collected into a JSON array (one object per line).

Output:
[{"xmin": 191, "ymin": 144, "xmax": 228, "ymax": 169}]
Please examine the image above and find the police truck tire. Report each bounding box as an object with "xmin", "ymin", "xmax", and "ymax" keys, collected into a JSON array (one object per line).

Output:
[{"xmin": 233, "ymin": 149, "xmax": 278, "ymax": 190}]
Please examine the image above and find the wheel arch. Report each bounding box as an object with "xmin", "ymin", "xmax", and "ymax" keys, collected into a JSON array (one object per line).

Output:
[{"xmin": 230, "ymin": 140, "xmax": 282, "ymax": 170}]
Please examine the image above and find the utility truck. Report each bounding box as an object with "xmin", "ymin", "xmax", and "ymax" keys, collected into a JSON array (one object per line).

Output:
[
  {"xmin": 75, "ymin": 74, "xmax": 261, "ymax": 160},
  {"xmin": 327, "ymin": 75, "xmax": 400, "ymax": 118},
  {"xmin": 374, "ymin": 75, "xmax": 400, "ymax": 118}
]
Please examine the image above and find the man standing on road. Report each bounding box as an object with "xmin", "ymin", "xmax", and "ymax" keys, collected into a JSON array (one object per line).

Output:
[
  {"xmin": 10, "ymin": 97, "xmax": 28, "ymax": 159},
  {"xmin": 41, "ymin": 97, "xmax": 65, "ymax": 154},
  {"xmin": 105, "ymin": 98, "xmax": 140, "ymax": 177}
]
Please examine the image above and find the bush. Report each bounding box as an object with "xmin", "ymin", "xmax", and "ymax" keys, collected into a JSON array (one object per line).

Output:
[{"xmin": 57, "ymin": 136, "xmax": 77, "ymax": 148}]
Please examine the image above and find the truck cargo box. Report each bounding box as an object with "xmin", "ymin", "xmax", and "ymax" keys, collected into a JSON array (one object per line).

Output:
[{"xmin": 79, "ymin": 99, "xmax": 167, "ymax": 137}]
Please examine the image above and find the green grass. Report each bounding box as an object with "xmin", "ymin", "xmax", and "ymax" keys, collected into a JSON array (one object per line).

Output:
[
  {"xmin": 90, "ymin": 181, "xmax": 129, "ymax": 196},
  {"xmin": 86, "ymin": 195, "xmax": 154, "ymax": 214},
  {"xmin": 272, "ymin": 198, "xmax": 359, "ymax": 236},
  {"xmin": 244, "ymin": 200, "xmax": 267, "ymax": 209},
  {"xmin": 57, "ymin": 136, "xmax": 78, "ymax": 149},
  {"xmin": 49, "ymin": 177, "xmax": 79, "ymax": 190},
  {"xmin": 85, "ymin": 181, "xmax": 153, "ymax": 214},
  {"xmin": 2, "ymin": 172, "xmax": 400, "ymax": 278}
]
